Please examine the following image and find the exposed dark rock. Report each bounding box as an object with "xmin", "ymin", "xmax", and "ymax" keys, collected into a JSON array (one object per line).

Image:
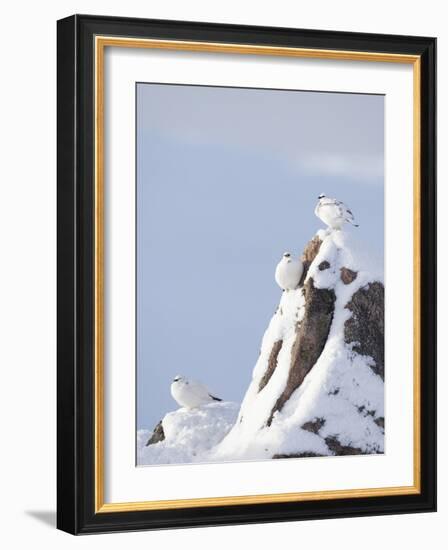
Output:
[
  {"xmin": 344, "ymin": 282, "xmax": 385, "ymax": 380},
  {"xmin": 273, "ymin": 452, "xmax": 325, "ymax": 459},
  {"xmin": 325, "ymin": 436, "xmax": 364, "ymax": 456},
  {"xmin": 357, "ymin": 405, "xmax": 376, "ymax": 417},
  {"xmin": 267, "ymin": 278, "xmax": 336, "ymax": 425},
  {"xmin": 319, "ymin": 260, "xmax": 331, "ymax": 271},
  {"xmin": 301, "ymin": 417, "xmax": 326, "ymax": 434},
  {"xmin": 374, "ymin": 417, "xmax": 385, "ymax": 430},
  {"xmin": 145, "ymin": 420, "xmax": 165, "ymax": 446},
  {"xmin": 258, "ymin": 340, "xmax": 283, "ymax": 392},
  {"xmin": 340, "ymin": 267, "xmax": 358, "ymax": 285},
  {"xmin": 328, "ymin": 387, "xmax": 340, "ymax": 396},
  {"xmin": 298, "ymin": 235, "xmax": 322, "ymax": 286}
]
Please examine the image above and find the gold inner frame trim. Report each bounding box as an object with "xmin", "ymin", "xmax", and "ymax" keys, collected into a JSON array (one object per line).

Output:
[{"xmin": 94, "ymin": 35, "xmax": 422, "ymax": 513}]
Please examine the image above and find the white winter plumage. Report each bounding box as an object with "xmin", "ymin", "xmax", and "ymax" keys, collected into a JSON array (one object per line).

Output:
[
  {"xmin": 170, "ymin": 376, "xmax": 222, "ymax": 409},
  {"xmin": 274, "ymin": 252, "xmax": 303, "ymax": 291},
  {"xmin": 315, "ymin": 193, "xmax": 359, "ymax": 230}
]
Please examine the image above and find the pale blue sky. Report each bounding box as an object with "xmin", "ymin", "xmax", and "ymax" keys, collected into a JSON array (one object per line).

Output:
[{"xmin": 136, "ymin": 83, "xmax": 384, "ymax": 431}]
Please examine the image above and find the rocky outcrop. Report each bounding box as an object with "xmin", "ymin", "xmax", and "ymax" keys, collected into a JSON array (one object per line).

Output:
[
  {"xmin": 375, "ymin": 417, "xmax": 385, "ymax": 431},
  {"xmin": 301, "ymin": 417, "xmax": 326, "ymax": 434},
  {"xmin": 298, "ymin": 235, "xmax": 322, "ymax": 285},
  {"xmin": 267, "ymin": 279, "xmax": 336, "ymax": 425},
  {"xmin": 258, "ymin": 339, "xmax": 283, "ymax": 392},
  {"xmin": 145, "ymin": 420, "xmax": 165, "ymax": 446},
  {"xmin": 212, "ymin": 229, "xmax": 385, "ymax": 462},
  {"xmin": 273, "ymin": 452, "xmax": 323, "ymax": 459},
  {"xmin": 324, "ymin": 436, "xmax": 365, "ymax": 456},
  {"xmin": 344, "ymin": 281, "xmax": 384, "ymax": 380},
  {"xmin": 340, "ymin": 267, "xmax": 358, "ymax": 285},
  {"xmin": 266, "ymin": 236, "xmax": 336, "ymax": 424}
]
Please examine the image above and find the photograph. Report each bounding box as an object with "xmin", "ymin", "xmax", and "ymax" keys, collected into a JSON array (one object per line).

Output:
[
  {"xmin": 55, "ymin": 12, "xmax": 436, "ymax": 535},
  {"xmin": 136, "ymin": 83, "xmax": 385, "ymax": 466}
]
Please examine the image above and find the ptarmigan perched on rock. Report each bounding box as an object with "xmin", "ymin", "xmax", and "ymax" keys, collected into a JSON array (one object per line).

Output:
[
  {"xmin": 315, "ymin": 193, "xmax": 359, "ymax": 230},
  {"xmin": 171, "ymin": 376, "xmax": 222, "ymax": 409},
  {"xmin": 275, "ymin": 252, "xmax": 303, "ymax": 291}
]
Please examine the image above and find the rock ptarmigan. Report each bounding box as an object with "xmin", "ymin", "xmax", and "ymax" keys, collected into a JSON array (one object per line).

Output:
[
  {"xmin": 315, "ymin": 193, "xmax": 359, "ymax": 230},
  {"xmin": 275, "ymin": 252, "xmax": 303, "ymax": 291},
  {"xmin": 171, "ymin": 376, "xmax": 222, "ymax": 409}
]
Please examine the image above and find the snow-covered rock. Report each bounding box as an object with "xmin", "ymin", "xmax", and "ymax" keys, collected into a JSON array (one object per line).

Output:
[
  {"xmin": 138, "ymin": 229, "xmax": 384, "ymax": 465},
  {"xmin": 211, "ymin": 229, "xmax": 384, "ymax": 461},
  {"xmin": 138, "ymin": 401, "xmax": 239, "ymax": 465}
]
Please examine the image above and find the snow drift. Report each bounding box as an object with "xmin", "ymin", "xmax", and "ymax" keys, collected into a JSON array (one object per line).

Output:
[
  {"xmin": 138, "ymin": 402, "xmax": 239, "ymax": 465},
  {"xmin": 138, "ymin": 229, "xmax": 384, "ymax": 465}
]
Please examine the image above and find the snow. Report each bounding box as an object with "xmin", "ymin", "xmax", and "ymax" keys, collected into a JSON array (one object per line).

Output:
[
  {"xmin": 138, "ymin": 229, "xmax": 384, "ymax": 465},
  {"xmin": 138, "ymin": 401, "xmax": 239, "ymax": 465}
]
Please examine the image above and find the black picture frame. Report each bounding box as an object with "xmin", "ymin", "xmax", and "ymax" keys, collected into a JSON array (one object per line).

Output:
[{"xmin": 57, "ymin": 14, "xmax": 436, "ymax": 535}]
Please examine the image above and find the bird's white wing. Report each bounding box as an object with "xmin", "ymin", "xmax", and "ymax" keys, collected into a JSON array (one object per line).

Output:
[
  {"xmin": 322, "ymin": 198, "xmax": 356, "ymax": 223},
  {"xmin": 196, "ymin": 381, "xmax": 221, "ymax": 401},
  {"xmin": 334, "ymin": 199, "xmax": 356, "ymax": 223},
  {"xmin": 190, "ymin": 381, "xmax": 213, "ymax": 401}
]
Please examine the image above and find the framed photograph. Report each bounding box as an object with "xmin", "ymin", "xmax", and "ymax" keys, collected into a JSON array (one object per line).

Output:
[{"xmin": 57, "ymin": 14, "xmax": 436, "ymax": 534}]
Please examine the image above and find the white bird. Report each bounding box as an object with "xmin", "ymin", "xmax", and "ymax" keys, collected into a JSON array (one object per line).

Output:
[
  {"xmin": 315, "ymin": 193, "xmax": 359, "ymax": 230},
  {"xmin": 170, "ymin": 375, "xmax": 222, "ymax": 409},
  {"xmin": 275, "ymin": 252, "xmax": 303, "ymax": 291}
]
